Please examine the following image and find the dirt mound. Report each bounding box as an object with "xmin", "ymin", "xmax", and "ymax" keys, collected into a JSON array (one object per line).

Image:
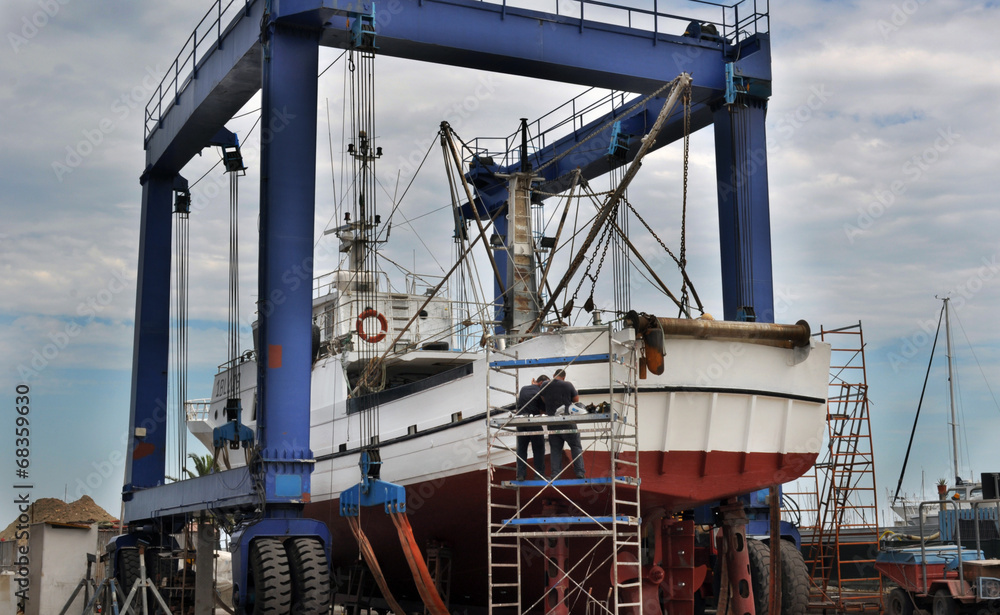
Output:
[{"xmin": 0, "ymin": 495, "xmax": 118, "ymax": 542}]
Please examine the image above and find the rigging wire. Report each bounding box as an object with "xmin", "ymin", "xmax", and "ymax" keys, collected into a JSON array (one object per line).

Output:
[
  {"xmin": 679, "ymin": 86, "xmax": 691, "ymax": 314},
  {"xmin": 892, "ymin": 304, "xmax": 945, "ymax": 504},
  {"xmin": 226, "ymin": 169, "xmax": 241, "ymax": 404},
  {"xmin": 172, "ymin": 198, "xmax": 190, "ymax": 481},
  {"xmin": 951, "ymin": 307, "xmax": 1000, "ymax": 414}
]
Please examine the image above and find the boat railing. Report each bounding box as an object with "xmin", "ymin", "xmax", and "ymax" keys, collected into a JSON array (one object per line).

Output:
[
  {"xmin": 216, "ymin": 350, "xmax": 256, "ymax": 374},
  {"xmin": 313, "ymin": 269, "xmax": 390, "ymax": 299},
  {"xmin": 185, "ymin": 398, "xmax": 212, "ymax": 422},
  {"xmin": 404, "ymin": 272, "xmax": 448, "ymax": 297}
]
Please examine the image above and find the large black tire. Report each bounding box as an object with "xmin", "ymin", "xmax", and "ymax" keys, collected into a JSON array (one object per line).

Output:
[
  {"xmin": 746, "ymin": 539, "xmax": 772, "ymax": 615},
  {"xmin": 249, "ymin": 538, "xmax": 292, "ymax": 614},
  {"xmin": 286, "ymin": 537, "xmax": 332, "ymax": 614},
  {"xmin": 932, "ymin": 589, "xmax": 959, "ymax": 615},
  {"xmin": 746, "ymin": 539, "xmax": 810, "ymax": 615},
  {"xmin": 118, "ymin": 547, "xmax": 166, "ymax": 613},
  {"xmin": 886, "ymin": 588, "xmax": 915, "ymax": 615},
  {"xmin": 778, "ymin": 540, "xmax": 810, "ymax": 615}
]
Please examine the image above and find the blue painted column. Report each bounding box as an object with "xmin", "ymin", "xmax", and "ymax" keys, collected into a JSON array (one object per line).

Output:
[
  {"xmin": 124, "ymin": 171, "xmax": 173, "ymax": 497},
  {"xmin": 256, "ymin": 22, "xmax": 319, "ymax": 505},
  {"xmin": 713, "ymin": 99, "xmax": 775, "ymax": 323}
]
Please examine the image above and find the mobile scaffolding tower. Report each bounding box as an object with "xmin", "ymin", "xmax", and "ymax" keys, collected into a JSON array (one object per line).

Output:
[{"xmin": 485, "ymin": 326, "xmax": 642, "ymax": 615}]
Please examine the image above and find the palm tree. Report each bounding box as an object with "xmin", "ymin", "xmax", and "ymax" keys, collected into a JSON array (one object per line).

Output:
[{"xmin": 183, "ymin": 453, "xmax": 217, "ymax": 478}]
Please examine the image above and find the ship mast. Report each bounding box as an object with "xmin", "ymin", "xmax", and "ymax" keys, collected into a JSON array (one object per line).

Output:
[
  {"xmin": 503, "ymin": 118, "xmax": 541, "ymax": 335},
  {"xmin": 943, "ymin": 296, "xmax": 961, "ymax": 483}
]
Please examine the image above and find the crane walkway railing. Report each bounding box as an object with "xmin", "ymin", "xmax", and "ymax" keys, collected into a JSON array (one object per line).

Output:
[
  {"xmin": 144, "ymin": 0, "xmax": 766, "ymax": 144},
  {"xmin": 144, "ymin": 0, "xmax": 256, "ymax": 141}
]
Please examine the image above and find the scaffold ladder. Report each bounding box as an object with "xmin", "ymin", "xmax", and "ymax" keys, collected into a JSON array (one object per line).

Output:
[
  {"xmin": 785, "ymin": 323, "xmax": 882, "ymax": 612},
  {"xmin": 485, "ymin": 326, "xmax": 642, "ymax": 615}
]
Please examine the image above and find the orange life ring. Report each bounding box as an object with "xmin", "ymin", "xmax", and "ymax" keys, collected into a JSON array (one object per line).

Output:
[{"xmin": 356, "ymin": 308, "xmax": 388, "ymax": 343}]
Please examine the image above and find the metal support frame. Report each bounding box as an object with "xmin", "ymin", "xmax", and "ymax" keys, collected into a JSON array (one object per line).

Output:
[
  {"xmin": 718, "ymin": 499, "xmax": 755, "ymax": 615},
  {"xmin": 124, "ymin": 171, "xmax": 175, "ymax": 495},
  {"xmin": 254, "ymin": 18, "xmax": 321, "ymax": 508},
  {"xmin": 784, "ymin": 323, "xmax": 882, "ymax": 611},
  {"xmin": 485, "ymin": 327, "xmax": 642, "ymax": 615},
  {"xmin": 713, "ymin": 98, "xmax": 774, "ymax": 323},
  {"xmin": 125, "ymin": 2, "xmax": 781, "ymax": 612}
]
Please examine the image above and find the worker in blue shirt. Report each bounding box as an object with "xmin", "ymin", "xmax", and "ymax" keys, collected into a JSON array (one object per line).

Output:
[
  {"xmin": 515, "ymin": 375, "xmax": 549, "ymax": 481},
  {"xmin": 541, "ymin": 369, "xmax": 585, "ymax": 479}
]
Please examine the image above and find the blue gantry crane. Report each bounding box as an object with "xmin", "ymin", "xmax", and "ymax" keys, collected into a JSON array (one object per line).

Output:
[{"xmin": 120, "ymin": 1, "xmax": 778, "ymax": 612}]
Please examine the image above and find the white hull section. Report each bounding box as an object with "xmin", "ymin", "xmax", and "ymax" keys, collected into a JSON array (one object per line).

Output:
[{"xmin": 189, "ymin": 327, "xmax": 831, "ymax": 509}]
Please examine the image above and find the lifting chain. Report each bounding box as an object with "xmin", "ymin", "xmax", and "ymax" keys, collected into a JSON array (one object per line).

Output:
[
  {"xmin": 624, "ymin": 198, "xmax": 681, "ymax": 267},
  {"xmin": 567, "ymin": 207, "xmax": 617, "ymax": 316}
]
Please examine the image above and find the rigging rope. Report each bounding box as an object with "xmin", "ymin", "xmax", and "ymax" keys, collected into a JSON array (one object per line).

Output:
[
  {"xmin": 680, "ymin": 87, "xmax": 691, "ymax": 315},
  {"xmin": 893, "ymin": 304, "xmax": 945, "ymax": 504},
  {"xmin": 348, "ymin": 46, "xmax": 383, "ymax": 450},
  {"xmin": 172, "ymin": 200, "xmax": 190, "ymax": 480},
  {"xmin": 227, "ymin": 167, "xmax": 241, "ymax": 403},
  {"xmin": 346, "ymin": 517, "xmax": 406, "ymax": 615}
]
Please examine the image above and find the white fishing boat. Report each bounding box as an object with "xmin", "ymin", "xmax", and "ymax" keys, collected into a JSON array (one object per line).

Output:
[{"xmin": 183, "ymin": 74, "xmax": 832, "ymax": 609}]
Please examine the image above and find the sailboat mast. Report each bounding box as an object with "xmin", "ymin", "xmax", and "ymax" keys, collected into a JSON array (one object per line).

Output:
[{"xmin": 943, "ymin": 296, "xmax": 960, "ymax": 483}]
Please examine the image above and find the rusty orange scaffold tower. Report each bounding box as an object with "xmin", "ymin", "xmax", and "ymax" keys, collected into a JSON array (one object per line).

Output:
[{"xmin": 785, "ymin": 323, "xmax": 883, "ymax": 612}]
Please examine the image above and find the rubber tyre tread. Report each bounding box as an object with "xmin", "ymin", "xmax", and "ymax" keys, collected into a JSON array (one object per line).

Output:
[
  {"xmin": 250, "ymin": 538, "xmax": 293, "ymax": 615},
  {"xmin": 286, "ymin": 537, "xmax": 332, "ymax": 614},
  {"xmin": 746, "ymin": 539, "xmax": 772, "ymax": 615},
  {"xmin": 778, "ymin": 540, "xmax": 810, "ymax": 615},
  {"xmin": 746, "ymin": 539, "xmax": 810, "ymax": 615},
  {"xmin": 118, "ymin": 547, "xmax": 164, "ymax": 611},
  {"xmin": 887, "ymin": 588, "xmax": 915, "ymax": 615},
  {"xmin": 932, "ymin": 589, "xmax": 959, "ymax": 615}
]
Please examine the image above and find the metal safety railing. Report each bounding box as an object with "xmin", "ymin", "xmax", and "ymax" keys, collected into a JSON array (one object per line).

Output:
[
  {"xmin": 465, "ymin": 87, "xmax": 633, "ymax": 172},
  {"xmin": 463, "ymin": 0, "xmax": 767, "ymax": 42},
  {"xmin": 144, "ymin": 0, "xmax": 766, "ymax": 144},
  {"xmin": 184, "ymin": 399, "xmax": 212, "ymax": 421},
  {"xmin": 144, "ymin": 0, "xmax": 257, "ymax": 141}
]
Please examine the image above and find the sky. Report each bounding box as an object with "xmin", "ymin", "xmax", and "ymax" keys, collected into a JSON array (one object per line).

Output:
[{"xmin": 1, "ymin": 0, "xmax": 999, "ymax": 530}]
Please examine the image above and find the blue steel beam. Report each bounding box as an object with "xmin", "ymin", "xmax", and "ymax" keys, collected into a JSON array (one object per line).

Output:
[
  {"xmin": 714, "ymin": 99, "xmax": 774, "ymax": 323},
  {"xmin": 129, "ymin": 0, "xmax": 776, "ymax": 522},
  {"xmin": 123, "ymin": 172, "xmax": 174, "ymax": 501},
  {"xmin": 144, "ymin": 1, "xmax": 264, "ymax": 174},
  {"xmin": 318, "ymin": 0, "xmax": 737, "ymax": 94},
  {"xmin": 254, "ymin": 20, "xmax": 321, "ymax": 507},
  {"xmin": 124, "ymin": 468, "xmax": 256, "ymax": 519},
  {"xmin": 144, "ymin": 0, "xmax": 766, "ymax": 174}
]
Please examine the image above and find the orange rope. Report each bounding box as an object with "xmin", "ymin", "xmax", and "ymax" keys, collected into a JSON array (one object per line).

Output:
[
  {"xmin": 346, "ymin": 517, "xmax": 406, "ymax": 615},
  {"xmin": 390, "ymin": 512, "xmax": 450, "ymax": 615}
]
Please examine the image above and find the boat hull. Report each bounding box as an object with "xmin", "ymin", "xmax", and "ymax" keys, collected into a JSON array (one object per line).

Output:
[
  {"xmin": 189, "ymin": 325, "xmax": 830, "ymax": 610},
  {"xmin": 305, "ymin": 447, "xmax": 817, "ymax": 608}
]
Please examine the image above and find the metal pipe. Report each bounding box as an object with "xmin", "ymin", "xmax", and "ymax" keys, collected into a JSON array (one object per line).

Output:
[{"xmin": 626, "ymin": 313, "xmax": 812, "ymax": 348}]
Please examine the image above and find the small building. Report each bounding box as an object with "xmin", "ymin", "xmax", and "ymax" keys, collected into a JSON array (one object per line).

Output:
[{"xmin": 24, "ymin": 522, "xmax": 98, "ymax": 615}]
